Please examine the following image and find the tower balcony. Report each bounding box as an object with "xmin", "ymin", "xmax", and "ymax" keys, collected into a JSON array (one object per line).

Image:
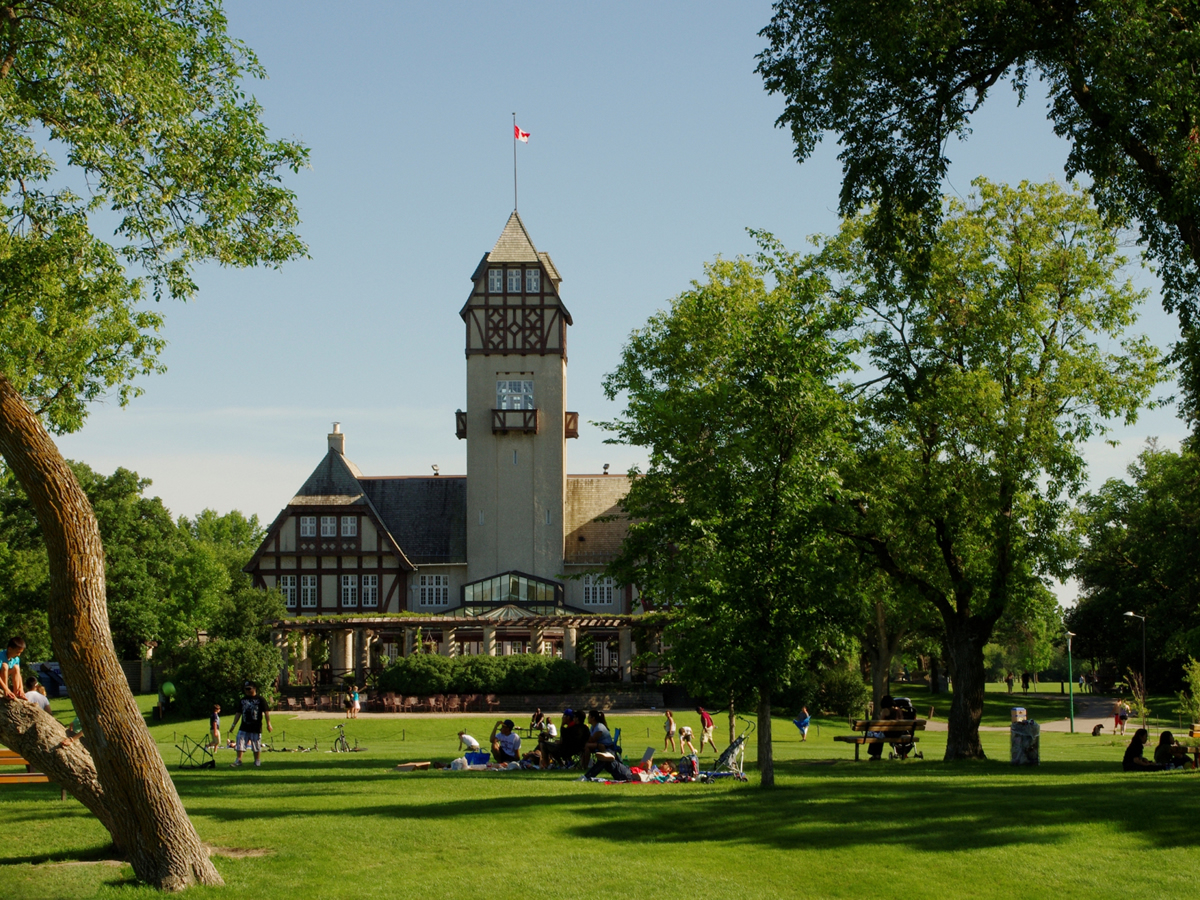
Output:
[{"xmin": 492, "ymin": 408, "xmax": 540, "ymax": 434}]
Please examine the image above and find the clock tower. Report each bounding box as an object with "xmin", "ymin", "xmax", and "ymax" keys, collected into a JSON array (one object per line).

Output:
[{"xmin": 457, "ymin": 212, "xmax": 576, "ymax": 589}]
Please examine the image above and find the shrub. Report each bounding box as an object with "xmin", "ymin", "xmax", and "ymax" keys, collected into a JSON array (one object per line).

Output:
[
  {"xmin": 379, "ymin": 653, "xmax": 589, "ymax": 695},
  {"xmin": 816, "ymin": 666, "xmax": 871, "ymax": 718},
  {"xmin": 165, "ymin": 637, "xmax": 284, "ymax": 717}
]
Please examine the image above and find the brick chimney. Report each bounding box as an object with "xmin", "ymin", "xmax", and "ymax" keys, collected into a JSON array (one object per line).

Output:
[{"xmin": 328, "ymin": 422, "xmax": 345, "ymax": 455}]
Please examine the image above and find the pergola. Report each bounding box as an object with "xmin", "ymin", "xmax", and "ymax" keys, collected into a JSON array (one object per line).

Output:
[{"xmin": 270, "ymin": 607, "xmax": 648, "ymax": 685}]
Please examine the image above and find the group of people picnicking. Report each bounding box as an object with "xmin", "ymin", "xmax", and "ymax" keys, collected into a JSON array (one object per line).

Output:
[
  {"xmin": 3, "ymin": 633, "xmax": 1197, "ymax": 774},
  {"xmin": 452, "ymin": 705, "xmax": 724, "ymax": 781}
]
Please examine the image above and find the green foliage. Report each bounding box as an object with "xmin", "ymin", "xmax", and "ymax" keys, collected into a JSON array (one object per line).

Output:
[
  {"xmin": 0, "ymin": 0, "xmax": 307, "ymax": 435},
  {"xmin": 816, "ymin": 665, "xmax": 872, "ymax": 718},
  {"xmin": 209, "ymin": 586, "xmax": 287, "ymax": 644},
  {"xmin": 602, "ymin": 241, "xmax": 860, "ymax": 714},
  {"xmin": 165, "ymin": 637, "xmax": 284, "ymax": 719},
  {"xmin": 0, "ymin": 460, "xmax": 267, "ymax": 658},
  {"xmin": 815, "ymin": 179, "xmax": 1162, "ymax": 756},
  {"xmin": 377, "ymin": 653, "xmax": 590, "ymax": 696},
  {"xmin": 1178, "ymin": 658, "xmax": 1200, "ymax": 724},
  {"xmin": 1070, "ymin": 444, "xmax": 1200, "ymax": 686},
  {"xmin": 757, "ymin": 1, "xmax": 1200, "ymax": 394}
]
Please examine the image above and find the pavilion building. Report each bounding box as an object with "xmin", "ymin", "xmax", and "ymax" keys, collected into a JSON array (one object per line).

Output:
[{"xmin": 244, "ymin": 212, "xmax": 644, "ymax": 684}]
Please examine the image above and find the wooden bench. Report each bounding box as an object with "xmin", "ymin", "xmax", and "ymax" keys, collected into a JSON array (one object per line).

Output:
[
  {"xmin": 834, "ymin": 719, "xmax": 927, "ymax": 761},
  {"xmin": 0, "ymin": 748, "xmax": 66, "ymax": 799}
]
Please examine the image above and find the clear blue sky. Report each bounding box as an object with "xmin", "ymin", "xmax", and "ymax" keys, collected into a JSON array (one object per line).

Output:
[{"xmin": 57, "ymin": 1, "xmax": 1185, "ymax": 593}]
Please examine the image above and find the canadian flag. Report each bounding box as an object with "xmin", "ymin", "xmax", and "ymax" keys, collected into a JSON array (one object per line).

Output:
[{"xmin": 514, "ymin": 124, "xmax": 530, "ymax": 143}]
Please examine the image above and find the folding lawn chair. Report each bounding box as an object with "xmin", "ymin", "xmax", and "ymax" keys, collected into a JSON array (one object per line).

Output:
[{"xmin": 175, "ymin": 735, "xmax": 215, "ymax": 770}]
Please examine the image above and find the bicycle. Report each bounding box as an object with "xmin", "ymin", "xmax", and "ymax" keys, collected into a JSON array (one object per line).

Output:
[{"xmin": 331, "ymin": 724, "xmax": 350, "ymax": 753}]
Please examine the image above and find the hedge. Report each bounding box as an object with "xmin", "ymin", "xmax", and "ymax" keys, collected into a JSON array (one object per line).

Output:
[{"xmin": 378, "ymin": 652, "xmax": 590, "ymax": 695}]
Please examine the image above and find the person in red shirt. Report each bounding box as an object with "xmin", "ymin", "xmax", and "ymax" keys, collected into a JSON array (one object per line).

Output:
[{"xmin": 696, "ymin": 706, "xmax": 718, "ymax": 754}]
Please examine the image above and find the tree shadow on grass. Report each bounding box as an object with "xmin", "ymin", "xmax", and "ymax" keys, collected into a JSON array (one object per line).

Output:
[
  {"xmin": 0, "ymin": 840, "xmax": 120, "ymax": 867},
  {"xmin": 182, "ymin": 759, "xmax": 1198, "ymax": 854}
]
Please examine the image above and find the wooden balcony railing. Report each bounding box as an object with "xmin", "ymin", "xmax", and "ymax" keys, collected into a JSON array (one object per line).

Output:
[{"xmin": 492, "ymin": 408, "xmax": 539, "ymax": 434}]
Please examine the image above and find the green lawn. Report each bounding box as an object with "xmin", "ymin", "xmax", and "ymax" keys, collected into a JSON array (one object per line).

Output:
[{"xmin": 5, "ymin": 695, "xmax": 1197, "ymax": 899}]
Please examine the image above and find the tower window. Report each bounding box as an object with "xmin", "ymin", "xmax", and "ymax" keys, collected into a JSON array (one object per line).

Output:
[
  {"xmin": 497, "ymin": 379, "xmax": 534, "ymax": 410},
  {"xmin": 545, "ymin": 509, "xmax": 552, "ymax": 526},
  {"xmin": 320, "ymin": 516, "xmax": 337, "ymax": 537},
  {"xmin": 526, "ymin": 268, "xmax": 540, "ymax": 292},
  {"xmin": 341, "ymin": 574, "xmax": 358, "ymax": 608},
  {"xmin": 341, "ymin": 516, "xmax": 357, "ymax": 537},
  {"xmin": 299, "ymin": 516, "xmax": 316, "ymax": 537},
  {"xmin": 507, "ymin": 269, "xmax": 521, "ymax": 292},
  {"xmin": 488, "ymin": 268, "xmax": 502, "ymax": 293},
  {"xmin": 279, "ymin": 575, "xmax": 297, "ymax": 609}
]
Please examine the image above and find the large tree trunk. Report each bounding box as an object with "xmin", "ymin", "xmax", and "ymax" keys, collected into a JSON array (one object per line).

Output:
[
  {"xmin": 929, "ymin": 653, "xmax": 940, "ymax": 694},
  {"xmin": 943, "ymin": 618, "xmax": 990, "ymax": 760},
  {"xmin": 0, "ymin": 375, "xmax": 222, "ymax": 890},
  {"xmin": 0, "ymin": 698, "xmax": 115, "ymax": 834},
  {"xmin": 757, "ymin": 688, "xmax": 774, "ymax": 788}
]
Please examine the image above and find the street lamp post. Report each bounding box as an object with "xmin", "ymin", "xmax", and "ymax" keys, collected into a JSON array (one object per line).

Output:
[
  {"xmin": 1066, "ymin": 630, "xmax": 1076, "ymax": 734},
  {"xmin": 1124, "ymin": 611, "xmax": 1147, "ymax": 729}
]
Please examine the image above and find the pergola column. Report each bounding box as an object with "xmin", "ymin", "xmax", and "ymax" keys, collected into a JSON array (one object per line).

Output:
[
  {"xmin": 441, "ymin": 627, "xmax": 457, "ymax": 657},
  {"xmin": 403, "ymin": 627, "xmax": 414, "ymax": 657},
  {"xmin": 341, "ymin": 629, "xmax": 354, "ymax": 683},
  {"xmin": 483, "ymin": 624, "xmax": 497, "ymax": 657},
  {"xmin": 618, "ymin": 627, "xmax": 633, "ymax": 683},
  {"xmin": 563, "ymin": 626, "xmax": 577, "ymax": 662},
  {"xmin": 531, "ymin": 625, "xmax": 546, "ymax": 655}
]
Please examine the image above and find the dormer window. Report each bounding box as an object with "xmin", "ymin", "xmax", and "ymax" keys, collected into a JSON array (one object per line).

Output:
[
  {"xmin": 507, "ymin": 268, "xmax": 522, "ymax": 292},
  {"xmin": 299, "ymin": 516, "xmax": 316, "ymax": 537},
  {"xmin": 341, "ymin": 516, "xmax": 357, "ymax": 537},
  {"xmin": 526, "ymin": 268, "xmax": 540, "ymax": 292},
  {"xmin": 320, "ymin": 516, "xmax": 337, "ymax": 537},
  {"xmin": 488, "ymin": 268, "xmax": 502, "ymax": 293},
  {"xmin": 497, "ymin": 379, "xmax": 534, "ymax": 410}
]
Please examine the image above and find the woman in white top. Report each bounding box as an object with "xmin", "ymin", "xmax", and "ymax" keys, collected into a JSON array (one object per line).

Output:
[{"xmin": 664, "ymin": 709, "xmax": 677, "ymax": 752}]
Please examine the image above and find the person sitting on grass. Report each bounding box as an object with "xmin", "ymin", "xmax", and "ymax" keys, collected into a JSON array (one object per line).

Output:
[
  {"xmin": 540, "ymin": 708, "xmax": 590, "ymax": 769},
  {"xmin": 580, "ymin": 749, "xmax": 636, "ymax": 783},
  {"xmin": 1122, "ymin": 728, "xmax": 1163, "ymax": 771},
  {"xmin": 530, "ymin": 707, "xmax": 545, "ymax": 732},
  {"xmin": 490, "ymin": 719, "xmax": 522, "ymax": 763},
  {"xmin": 1153, "ymin": 731, "xmax": 1191, "ymax": 769},
  {"xmin": 582, "ymin": 710, "xmax": 615, "ymax": 769}
]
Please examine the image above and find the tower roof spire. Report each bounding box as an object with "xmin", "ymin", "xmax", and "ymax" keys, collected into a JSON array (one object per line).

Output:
[{"xmin": 488, "ymin": 210, "xmax": 540, "ymax": 263}]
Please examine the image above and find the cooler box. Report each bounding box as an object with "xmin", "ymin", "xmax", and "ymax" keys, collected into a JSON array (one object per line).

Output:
[
  {"xmin": 465, "ymin": 751, "xmax": 490, "ymax": 765},
  {"xmin": 1010, "ymin": 707, "xmax": 1027, "ymax": 723}
]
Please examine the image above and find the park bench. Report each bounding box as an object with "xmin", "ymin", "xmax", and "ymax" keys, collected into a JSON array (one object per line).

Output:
[
  {"xmin": 834, "ymin": 719, "xmax": 927, "ymax": 761},
  {"xmin": 0, "ymin": 748, "xmax": 66, "ymax": 799}
]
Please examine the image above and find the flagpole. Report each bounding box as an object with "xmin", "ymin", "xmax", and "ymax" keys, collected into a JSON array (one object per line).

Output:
[{"xmin": 512, "ymin": 112, "xmax": 518, "ymax": 211}]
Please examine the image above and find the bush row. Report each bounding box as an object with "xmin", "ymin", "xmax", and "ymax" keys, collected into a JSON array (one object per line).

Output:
[
  {"xmin": 166, "ymin": 637, "xmax": 284, "ymax": 717},
  {"xmin": 378, "ymin": 652, "xmax": 590, "ymax": 695}
]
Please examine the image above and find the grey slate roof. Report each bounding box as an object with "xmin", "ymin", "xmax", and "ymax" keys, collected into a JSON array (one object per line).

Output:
[
  {"xmin": 358, "ymin": 476, "xmax": 468, "ymax": 565},
  {"xmin": 291, "ymin": 450, "xmax": 367, "ymax": 505}
]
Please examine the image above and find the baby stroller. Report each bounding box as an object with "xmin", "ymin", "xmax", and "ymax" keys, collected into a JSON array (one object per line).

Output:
[{"xmin": 698, "ymin": 716, "xmax": 756, "ymax": 783}]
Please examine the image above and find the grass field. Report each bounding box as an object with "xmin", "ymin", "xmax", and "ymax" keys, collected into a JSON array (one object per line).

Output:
[{"xmin": 5, "ymin": 686, "xmax": 1196, "ymax": 899}]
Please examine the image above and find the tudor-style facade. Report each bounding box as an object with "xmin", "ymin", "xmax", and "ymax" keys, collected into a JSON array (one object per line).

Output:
[{"xmin": 245, "ymin": 213, "xmax": 640, "ymax": 677}]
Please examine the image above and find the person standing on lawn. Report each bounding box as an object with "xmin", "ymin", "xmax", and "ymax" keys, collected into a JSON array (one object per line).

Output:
[
  {"xmin": 793, "ymin": 706, "xmax": 811, "ymax": 741},
  {"xmin": 664, "ymin": 710, "xmax": 677, "ymax": 752},
  {"xmin": 208, "ymin": 704, "xmax": 222, "ymax": 750},
  {"xmin": 229, "ymin": 682, "xmax": 272, "ymax": 768},
  {"xmin": 696, "ymin": 706, "xmax": 717, "ymax": 754}
]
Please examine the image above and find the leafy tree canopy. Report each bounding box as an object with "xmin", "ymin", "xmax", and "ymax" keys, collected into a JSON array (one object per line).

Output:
[{"xmin": 758, "ymin": 1, "xmax": 1200, "ymax": 412}]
